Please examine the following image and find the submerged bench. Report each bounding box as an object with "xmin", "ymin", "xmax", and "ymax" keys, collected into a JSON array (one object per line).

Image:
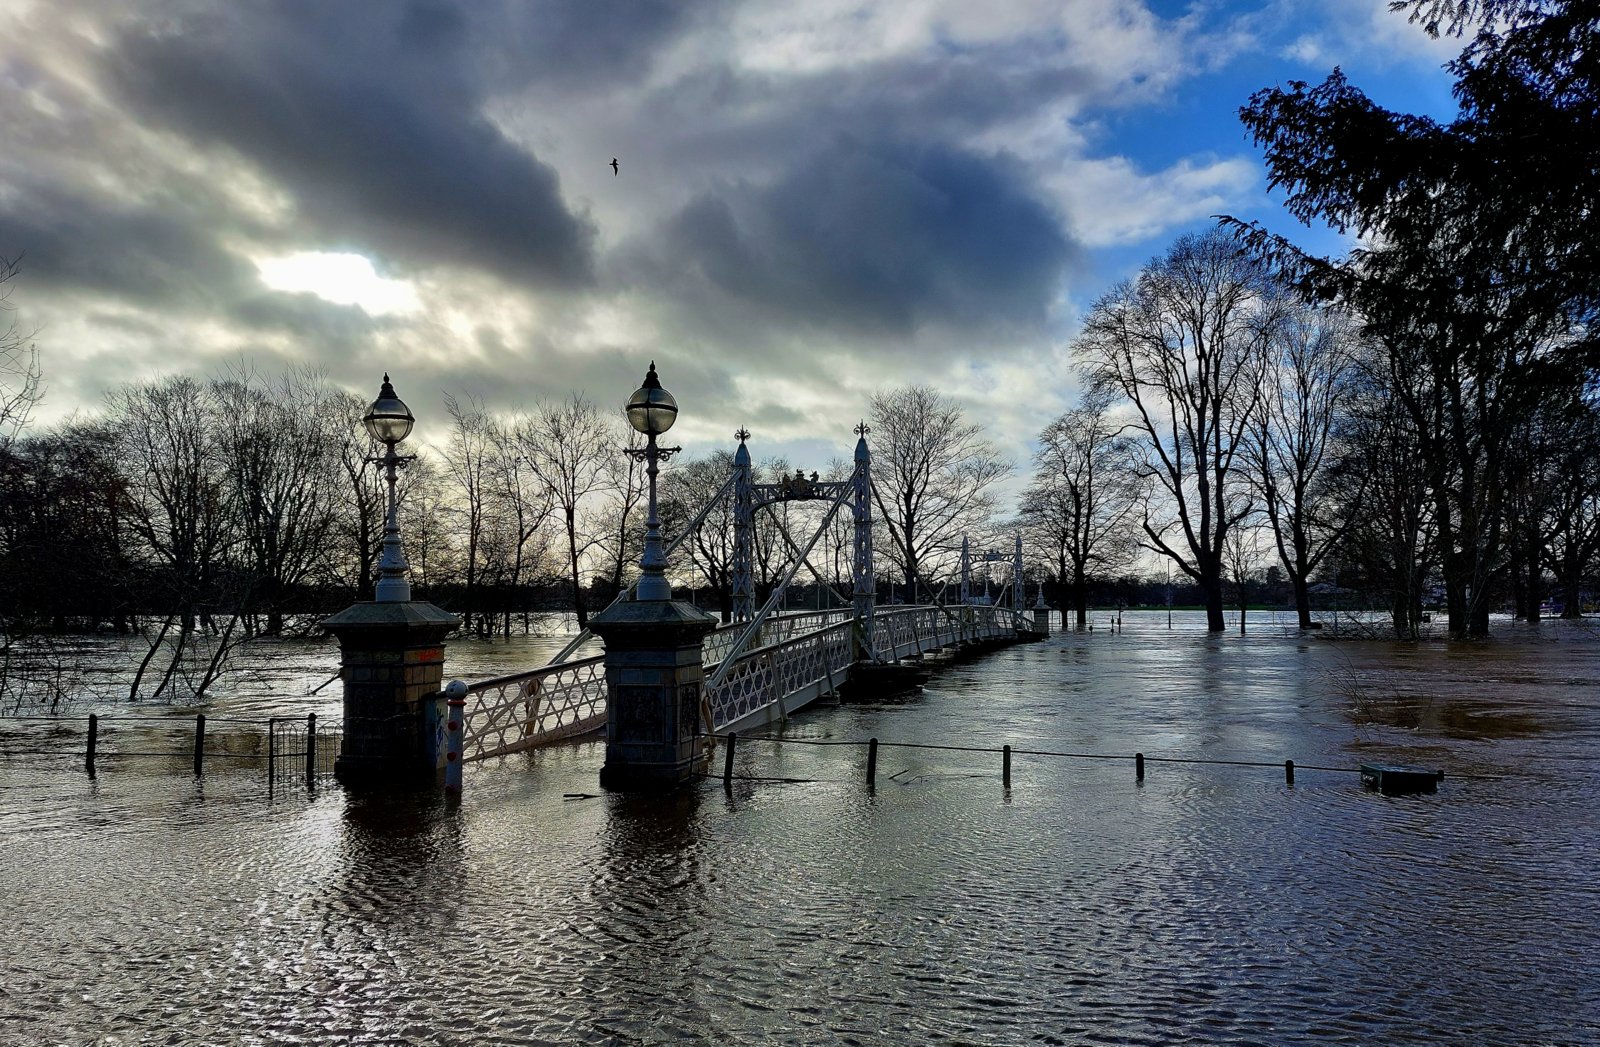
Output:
[{"xmin": 1361, "ymin": 763, "xmax": 1444, "ymax": 796}]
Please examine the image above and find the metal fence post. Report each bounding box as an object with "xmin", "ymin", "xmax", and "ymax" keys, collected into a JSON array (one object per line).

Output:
[
  {"xmin": 305, "ymin": 712, "xmax": 317, "ymax": 788},
  {"xmin": 267, "ymin": 718, "xmax": 276, "ymax": 795}
]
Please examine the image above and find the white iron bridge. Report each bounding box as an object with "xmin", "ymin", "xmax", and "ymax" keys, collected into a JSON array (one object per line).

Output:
[{"xmin": 450, "ymin": 425, "xmax": 1046, "ymax": 763}]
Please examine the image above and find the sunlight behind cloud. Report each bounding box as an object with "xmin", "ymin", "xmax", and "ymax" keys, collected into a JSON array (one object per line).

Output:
[{"xmin": 255, "ymin": 252, "xmax": 421, "ymax": 316}]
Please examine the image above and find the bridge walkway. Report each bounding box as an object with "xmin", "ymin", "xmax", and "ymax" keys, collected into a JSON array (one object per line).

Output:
[{"xmin": 455, "ymin": 605, "xmax": 1041, "ymax": 763}]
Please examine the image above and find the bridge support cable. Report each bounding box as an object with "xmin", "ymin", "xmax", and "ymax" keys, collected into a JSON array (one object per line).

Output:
[
  {"xmin": 767, "ymin": 511, "xmax": 854, "ymax": 610},
  {"xmin": 868, "ymin": 478, "xmax": 991, "ymax": 645},
  {"xmin": 546, "ymin": 468, "xmax": 738, "ymax": 665},
  {"xmin": 705, "ymin": 476, "xmax": 857, "ymax": 711}
]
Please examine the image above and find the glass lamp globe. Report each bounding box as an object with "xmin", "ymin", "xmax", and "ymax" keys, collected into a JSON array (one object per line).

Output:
[
  {"xmin": 363, "ymin": 373, "xmax": 415, "ymax": 445},
  {"xmin": 625, "ymin": 361, "xmax": 678, "ymax": 436}
]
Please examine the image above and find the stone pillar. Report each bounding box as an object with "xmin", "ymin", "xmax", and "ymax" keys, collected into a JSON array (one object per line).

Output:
[
  {"xmin": 589, "ymin": 599, "xmax": 718, "ymax": 790},
  {"xmin": 1032, "ymin": 605, "xmax": 1052, "ymax": 635},
  {"xmin": 323, "ymin": 601, "xmax": 460, "ymax": 788}
]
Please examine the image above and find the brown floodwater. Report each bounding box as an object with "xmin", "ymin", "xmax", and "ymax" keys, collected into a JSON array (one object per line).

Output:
[{"xmin": 2, "ymin": 610, "xmax": 1597, "ymax": 1044}]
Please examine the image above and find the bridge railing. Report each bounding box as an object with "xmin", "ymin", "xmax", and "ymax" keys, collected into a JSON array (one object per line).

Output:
[
  {"xmin": 706, "ymin": 620, "xmax": 856, "ymax": 732},
  {"xmin": 701, "ymin": 609, "xmax": 854, "ymax": 669},
  {"xmin": 459, "ymin": 604, "xmax": 1033, "ymax": 761},
  {"xmin": 458, "ymin": 655, "xmax": 608, "ymax": 762},
  {"xmin": 870, "ymin": 604, "xmax": 1032, "ymax": 659}
]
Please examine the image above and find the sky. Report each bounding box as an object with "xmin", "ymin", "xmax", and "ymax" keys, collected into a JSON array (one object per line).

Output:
[{"xmin": 0, "ymin": 0, "xmax": 1463, "ymax": 479}]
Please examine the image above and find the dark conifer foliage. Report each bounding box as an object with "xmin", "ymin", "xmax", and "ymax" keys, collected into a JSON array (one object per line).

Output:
[{"xmin": 1224, "ymin": 0, "xmax": 1599, "ymax": 637}]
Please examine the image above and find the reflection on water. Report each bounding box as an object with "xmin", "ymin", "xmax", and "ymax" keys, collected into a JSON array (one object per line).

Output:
[{"xmin": 2, "ymin": 611, "xmax": 1599, "ymax": 1044}]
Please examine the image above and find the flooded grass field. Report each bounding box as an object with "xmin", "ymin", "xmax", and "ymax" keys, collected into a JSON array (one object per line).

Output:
[{"xmin": 2, "ymin": 610, "xmax": 1597, "ymax": 1044}]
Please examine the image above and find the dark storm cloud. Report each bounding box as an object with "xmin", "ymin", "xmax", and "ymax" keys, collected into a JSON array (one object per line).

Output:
[
  {"xmin": 229, "ymin": 292, "xmax": 385, "ymax": 344},
  {"xmin": 102, "ymin": 1, "xmax": 615, "ymax": 286},
  {"xmin": 1, "ymin": 178, "xmax": 256, "ymax": 308},
  {"xmin": 628, "ymin": 137, "xmax": 1077, "ymax": 340}
]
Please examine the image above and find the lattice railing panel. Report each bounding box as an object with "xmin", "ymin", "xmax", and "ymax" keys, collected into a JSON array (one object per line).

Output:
[
  {"xmin": 701, "ymin": 609, "xmax": 855, "ymax": 671},
  {"xmin": 706, "ymin": 621, "xmax": 855, "ymax": 731},
  {"xmin": 458, "ymin": 604, "xmax": 1030, "ymax": 761},
  {"xmin": 459, "ymin": 655, "xmax": 608, "ymax": 762}
]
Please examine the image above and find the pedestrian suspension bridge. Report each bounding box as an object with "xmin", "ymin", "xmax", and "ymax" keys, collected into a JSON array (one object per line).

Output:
[{"xmin": 454, "ymin": 426, "xmax": 1045, "ymax": 763}]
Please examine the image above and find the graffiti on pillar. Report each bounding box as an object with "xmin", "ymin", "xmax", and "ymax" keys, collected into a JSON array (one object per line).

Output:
[
  {"xmin": 614, "ymin": 685, "xmax": 667, "ymax": 743},
  {"xmin": 677, "ymin": 682, "xmax": 702, "ymax": 743}
]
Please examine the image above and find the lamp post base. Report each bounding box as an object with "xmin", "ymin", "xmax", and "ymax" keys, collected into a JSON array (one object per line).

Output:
[{"xmin": 588, "ymin": 598, "xmax": 718, "ymax": 792}]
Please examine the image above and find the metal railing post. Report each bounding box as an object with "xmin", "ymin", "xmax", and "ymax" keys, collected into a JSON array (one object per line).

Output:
[{"xmin": 305, "ymin": 712, "xmax": 317, "ymax": 788}]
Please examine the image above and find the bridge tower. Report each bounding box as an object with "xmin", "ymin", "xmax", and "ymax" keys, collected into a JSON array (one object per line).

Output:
[
  {"xmin": 1013, "ymin": 533, "xmax": 1025, "ymax": 613},
  {"xmin": 852, "ymin": 422, "xmax": 876, "ymax": 656},
  {"xmin": 960, "ymin": 537, "xmax": 971, "ymax": 604},
  {"xmin": 731, "ymin": 429, "xmax": 755, "ymax": 623}
]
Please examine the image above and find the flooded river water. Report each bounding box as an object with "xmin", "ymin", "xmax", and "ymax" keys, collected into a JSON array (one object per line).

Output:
[{"xmin": 2, "ymin": 611, "xmax": 1597, "ymax": 1044}]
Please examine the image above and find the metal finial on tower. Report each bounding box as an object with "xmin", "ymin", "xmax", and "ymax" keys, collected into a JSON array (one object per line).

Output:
[
  {"xmin": 735, "ymin": 427, "xmax": 751, "ymax": 443},
  {"xmin": 854, "ymin": 420, "xmax": 871, "ymax": 437}
]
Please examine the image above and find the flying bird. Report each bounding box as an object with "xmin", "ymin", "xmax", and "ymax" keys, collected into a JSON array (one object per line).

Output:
[{"xmin": 610, "ymin": 157, "xmax": 619, "ymax": 176}]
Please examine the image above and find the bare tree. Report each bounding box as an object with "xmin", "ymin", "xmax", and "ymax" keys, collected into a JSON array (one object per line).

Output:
[
  {"xmin": 659, "ymin": 450, "xmax": 737, "ymax": 620},
  {"xmin": 1334, "ymin": 358, "xmax": 1437, "ymax": 639},
  {"xmin": 211, "ymin": 368, "xmax": 341, "ymax": 635},
  {"xmin": 106, "ymin": 376, "xmax": 236, "ymax": 699},
  {"xmin": 869, "ymin": 386, "xmax": 1010, "ymax": 601},
  {"xmin": 1543, "ymin": 400, "xmax": 1600, "ymax": 619},
  {"xmin": 1244, "ymin": 305, "xmax": 1362, "ymax": 629},
  {"xmin": 441, "ymin": 393, "xmax": 497, "ymax": 635},
  {"xmin": 1025, "ymin": 392, "xmax": 1142, "ymax": 627},
  {"xmin": 1221, "ymin": 504, "xmax": 1266, "ymax": 635},
  {"xmin": 1074, "ymin": 230, "xmax": 1286, "ymax": 631},
  {"xmin": 524, "ymin": 394, "xmax": 614, "ymax": 629},
  {"xmin": 329, "ymin": 391, "xmax": 388, "ymax": 599},
  {"xmin": 488, "ymin": 414, "xmax": 555, "ymax": 635},
  {"xmin": 0, "ymin": 255, "xmax": 42, "ymax": 444},
  {"xmin": 597, "ymin": 426, "xmax": 647, "ymax": 599}
]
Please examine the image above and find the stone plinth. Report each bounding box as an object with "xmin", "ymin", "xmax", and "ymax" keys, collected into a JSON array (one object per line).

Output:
[
  {"xmin": 589, "ymin": 598, "xmax": 718, "ymax": 791},
  {"xmin": 1032, "ymin": 607, "xmax": 1052, "ymax": 635},
  {"xmin": 323, "ymin": 600, "xmax": 459, "ymax": 788}
]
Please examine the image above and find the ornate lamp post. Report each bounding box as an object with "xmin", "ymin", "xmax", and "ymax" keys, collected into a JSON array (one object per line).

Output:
[
  {"xmin": 623, "ymin": 362, "xmax": 681, "ymax": 601},
  {"xmin": 589, "ymin": 360, "xmax": 716, "ymax": 791},
  {"xmin": 326, "ymin": 372, "xmax": 459, "ymax": 789},
  {"xmin": 363, "ymin": 373, "xmax": 416, "ymax": 602}
]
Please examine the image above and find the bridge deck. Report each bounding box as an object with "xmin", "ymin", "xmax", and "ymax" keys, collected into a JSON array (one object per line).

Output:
[{"xmin": 456, "ymin": 605, "xmax": 1040, "ymax": 762}]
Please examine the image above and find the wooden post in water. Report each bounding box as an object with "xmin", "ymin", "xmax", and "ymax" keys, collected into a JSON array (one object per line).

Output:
[
  {"xmin": 267, "ymin": 718, "xmax": 276, "ymax": 795},
  {"xmin": 1285, "ymin": 760, "xmax": 1295, "ymax": 786},
  {"xmin": 305, "ymin": 712, "xmax": 317, "ymax": 788},
  {"xmin": 193, "ymin": 714, "xmax": 206, "ymax": 776},
  {"xmin": 866, "ymin": 737, "xmax": 878, "ymax": 789},
  {"xmin": 723, "ymin": 731, "xmax": 737, "ymax": 791},
  {"xmin": 1135, "ymin": 752, "xmax": 1145, "ymax": 782},
  {"xmin": 1003, "ymin": 744, "xmax": 1012, "ymax": 789},
  {"xmin": 86, "ymin": 714, "xmax": 97, "ymax": 777}
]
